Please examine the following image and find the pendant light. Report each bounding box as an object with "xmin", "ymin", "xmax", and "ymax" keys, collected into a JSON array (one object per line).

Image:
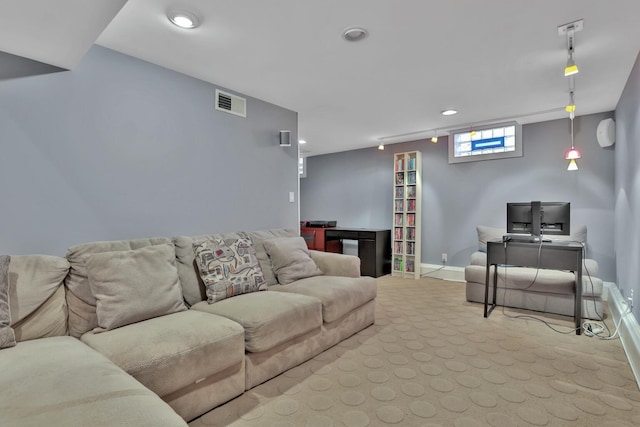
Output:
[
  {"xmin": 564, "ymin": 30, "xmax": 579, "ymax": 76},
  {"xmin": 564, "ymin": 112, "xmax": 581, "ymax": 170},
  {"xmin": 558, "ymin": 20, "xmax": 583, "ymax": 171},
  {"xmin": 565, "ymin": 91, "xmax": 576, "ymax": 113}
]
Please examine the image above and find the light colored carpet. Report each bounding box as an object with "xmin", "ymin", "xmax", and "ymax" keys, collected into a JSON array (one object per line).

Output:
[{"xmin": 189, "ymin": 276, "xmax": 640, "ymax": 426}]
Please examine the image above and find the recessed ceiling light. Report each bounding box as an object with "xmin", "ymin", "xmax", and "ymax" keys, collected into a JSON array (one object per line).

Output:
[
  {"xmin": 167, "ymin": 10, "xmax": 200, "ymax": 29},
  {"xmin": 299, "ymin": 139, "xmax": 307, "ymax": 144},
  {"xmin": 441, "ymin": 109, "xmax": 458, "ymax": 116},
  {"xmin": 343, "ymin": 27, "xmax": 368, "ymax": 42}
]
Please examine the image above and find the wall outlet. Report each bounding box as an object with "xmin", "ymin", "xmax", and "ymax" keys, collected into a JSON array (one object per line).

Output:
[{"xmin": 441, "ymin": 253, "xmax": 447, "ymax": 265}]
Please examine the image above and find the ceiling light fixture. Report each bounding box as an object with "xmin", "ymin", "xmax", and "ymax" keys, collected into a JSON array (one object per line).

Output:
[
  {"xmin": 565, "ymin": 91, "xmax": 576, "ymax": 113},
  {"xmin": 565, "ymin": 115, "xmax": 581, "ymax": 170},
  {"xmin": 299, "ymin": 139, "xmax": 307, "ymax": 145},
  {"xmin": 558, "ymin": 20, "xmax": 583, "ymax": 76},
  {"xmin": 565, "ymin": 54, "xmax": 578, "ymax": 77},
  {"xmin": 167, "ymin": 10, "xmax": 200, "ymax": 29},
  {"xmin": 558, "ymin": 20, "xmax": 584, "ymax": 170},
  {"xmin": 441, "ymin": 109, "xmax": 458, "ymax": 116},
  {"xmin": 564, "ymin": 32, "xmax": 579, "ymax": 76},
  {"xmin": 343, "ymin": 27, "xmax": 368, "ymax": 42}
]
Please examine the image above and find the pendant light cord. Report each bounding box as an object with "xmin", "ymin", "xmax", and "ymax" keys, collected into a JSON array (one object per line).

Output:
[{"xmin": 570, "ymin": 115, "xmax": 574, "ymax": 149}]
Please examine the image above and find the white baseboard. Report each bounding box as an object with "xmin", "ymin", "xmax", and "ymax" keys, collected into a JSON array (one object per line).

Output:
[
  {"xmin": 420, "ymin": 263, "xmax": 465, "ymax": 282},
  {"xmin": 604, "ymin": 282, "xmax": 640, "ymax": 388}
]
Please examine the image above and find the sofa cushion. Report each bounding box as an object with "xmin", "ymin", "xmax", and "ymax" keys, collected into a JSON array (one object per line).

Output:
[
  {"xmin": 465, "ymin": 264, "xmax": 603, "ymax": 297},
  {"xmin": 86, "ymin": 243, "xmax": 187, "ymax": 332},
  {"xmin": 65, "ymin": 237, "xmax": 171, "ymax": 337},
  {"xmin": 271, "ymin": 275, "xmax": 377, "ymax": 323},
  {"xmin": 7, "ymin": 255, "xmax": 69, "ymax": 342},
  {"xmin": 0, "ymin": 255, "xmax": 14, "ymax": 349},
  {"xmin": 193, "ymin": 237, "xmax": 267, "ymax": 303},
  {"xmin": 191, "ymin": 291, "xmax": 322, "ymax": 353},
  {"xmin": 551, "ymin": 224, "xmax": 587, "ymax": 243},
  {"xmin": 0, "ymin": 336, "xmax": 188, "ymax": 427},
  {"xmin": 476, "ymin": 225, "xmax": 505, "ymax": 252},
  {"xmin": 264, "ymin": 236, "xmax": 323, "ymax": 285},
  {"xmin": 81, "ymin": 310, "xmax": 244, "ymax": 398},
  {"xmin": 173, "ymin": 229, "xmax": 298, "ymax": 306},
  {"xmin": 469, "ymin": 250, "xmax": 599, "ymax": 276}
]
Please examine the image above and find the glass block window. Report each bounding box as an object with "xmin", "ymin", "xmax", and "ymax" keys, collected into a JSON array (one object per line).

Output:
[{"xmin": 448, "ymin": 121, "xmax": 522, "ymax": 164}]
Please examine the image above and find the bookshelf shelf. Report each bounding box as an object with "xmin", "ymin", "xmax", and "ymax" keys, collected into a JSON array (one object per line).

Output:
[{"xmin": 392, "ymin": 151, "xmax": 422, "ymax": 279}]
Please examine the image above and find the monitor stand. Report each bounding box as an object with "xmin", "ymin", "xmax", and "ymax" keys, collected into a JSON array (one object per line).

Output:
[{"xmin": 531, "ymin": 200, "xmax": 541, "ymax": 241}]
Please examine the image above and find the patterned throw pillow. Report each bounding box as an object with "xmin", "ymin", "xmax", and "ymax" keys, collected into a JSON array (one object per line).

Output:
[
  {"xmin": 0, "ymin": 255, "xmax": 16, "ymax": 349},
  {"xmin": 193, "ymin": 237, "xmax": 267, "ymax": 304}
]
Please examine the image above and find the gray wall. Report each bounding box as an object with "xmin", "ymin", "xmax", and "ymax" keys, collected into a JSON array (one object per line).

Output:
[
  {"xmin": 301, "ymin": 112, "xmax": 616, "ymax": 281},
  {"xmin": 0, "ymin": 46, "xmax": 299, "ymax": 256},
  {"xmin": 614, "ymin": 51, "xmax": 640, "ymax": 321}
]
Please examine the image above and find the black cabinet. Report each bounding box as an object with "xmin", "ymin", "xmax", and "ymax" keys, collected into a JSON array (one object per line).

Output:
[{"xmin": 324, "ymin": 228, "xmax": 391, "ymax": 278}]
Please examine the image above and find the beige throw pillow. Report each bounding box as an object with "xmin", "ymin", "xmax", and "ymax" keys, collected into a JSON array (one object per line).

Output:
[
  {"xmin": 193, "ymin": 237, "xmax": 267, "ymax": 304},
  {"xmin": 264, "ymin": 237, "xmax": 323, "ymax": 285},
  {"xmin": 87, "ymin": 243, "xmax": 187, "ymax": 332},
  {"xmin": 0, "ymin": 255, "xmax": 16, "ymax": 349}
]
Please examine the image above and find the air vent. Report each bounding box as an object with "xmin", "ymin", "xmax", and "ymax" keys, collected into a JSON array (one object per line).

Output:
[{"xmin": 215, "ymin": 89, "xmax": 246, "ymax": 117}]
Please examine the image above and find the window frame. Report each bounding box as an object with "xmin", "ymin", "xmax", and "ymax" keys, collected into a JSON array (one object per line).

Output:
[{"xmin": 447, "ymin": 121, "xmax": 523, "ymax": 164}]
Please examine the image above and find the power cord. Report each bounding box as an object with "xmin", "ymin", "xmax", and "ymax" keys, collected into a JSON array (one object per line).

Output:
[
  {"xmin": 583, "ymin": 300, "xmax": 632, "ymax": 339},
  {"xmin": 497, "ymin": 238, "xmax": 608, "ymax": 336},
  {"xmin": 421, "ymin": 265, "xmax": 445, "ymax": 278}
]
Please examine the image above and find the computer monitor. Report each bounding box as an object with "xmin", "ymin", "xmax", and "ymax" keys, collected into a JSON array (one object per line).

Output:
[{"xmin": 506, "ymin": 201, "xmax": 570, "ymax": 237}]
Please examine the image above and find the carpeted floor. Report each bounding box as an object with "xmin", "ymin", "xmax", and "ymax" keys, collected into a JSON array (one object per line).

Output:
[{"xmin": 189, "ymin": 276, "xmax": 640, "ymax": 426}]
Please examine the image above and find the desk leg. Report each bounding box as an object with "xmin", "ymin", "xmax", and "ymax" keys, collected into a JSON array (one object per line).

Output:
[
  {"xmin": 492, "ymin": 266, "xmax": 498, "ymax": 309},
  {"xmin": 359, "ymin": 239, "xmax": 375, "ymax": 277},
  {"xmin": 484, "ymin": 264, "xmax": 497, "ymax": 317},
  {"xmin": 575, "ymin": 266, "xmax": 582, "ymax": 335},
  {"xmin": 484, "ymin": 265, "xmax": 490, "ymax": 317}
]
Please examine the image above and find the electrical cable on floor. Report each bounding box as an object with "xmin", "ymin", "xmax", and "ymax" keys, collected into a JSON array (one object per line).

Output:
[
  {"xmin": 421, "ymin": 265, "xmax": 445, "ymax": 278},
  {"xmin": 583, "ymin": 301, "xmax": 632, "ymax": 339},
  {"xmin": 496, "ymin": 238, "xmax": 608, "ymax": 335}
]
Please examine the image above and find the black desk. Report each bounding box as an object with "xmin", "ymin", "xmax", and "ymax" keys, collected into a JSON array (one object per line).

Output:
[
  {"xmin": 484, "ymin": 239, "xmax": 584, "ymax": 335},
  {"xmin": 324, "ymin": 228, "xmax": 391, "ymax": 278}
]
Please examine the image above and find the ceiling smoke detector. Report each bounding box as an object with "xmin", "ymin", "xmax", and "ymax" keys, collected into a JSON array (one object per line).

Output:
[{"xmin": 343, "ymin": 27, "xmax": 368, "ymax": 42}]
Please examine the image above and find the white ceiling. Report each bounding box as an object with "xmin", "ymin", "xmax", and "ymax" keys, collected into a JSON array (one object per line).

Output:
[{"xmin": 3, "ymin": 1, "xmax": 640, "ymax": 156}]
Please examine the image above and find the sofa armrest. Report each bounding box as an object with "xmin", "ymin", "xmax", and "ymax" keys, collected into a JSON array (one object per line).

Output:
[
  {"xmin": 470, "ymin": 251, "xmax": 486, "ymax": 266},
  {"xmin": 584, "ymin": 259, "xmax": 599, "ymax": 278},
  {"xmin": 309, "ymin": 250, "xmax": 361, "ymax": 277}
]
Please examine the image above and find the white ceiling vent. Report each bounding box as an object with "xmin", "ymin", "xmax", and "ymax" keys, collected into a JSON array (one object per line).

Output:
[{"xmin": 215, "ymin": 89, "xmax": 246, "ymax": 117}]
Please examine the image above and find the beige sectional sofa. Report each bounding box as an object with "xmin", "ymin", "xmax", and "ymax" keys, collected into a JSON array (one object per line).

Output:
[
  {"xmin": 465, "ymin": 225, "xmax": 604, "ymax": 319},
  {"xmin": 0, "ymin": 255, "xmax": 188, "ymax": 427},
  {"xmin": 0, "ymin": 228, "xmax": 376, "ymax": 426}
]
